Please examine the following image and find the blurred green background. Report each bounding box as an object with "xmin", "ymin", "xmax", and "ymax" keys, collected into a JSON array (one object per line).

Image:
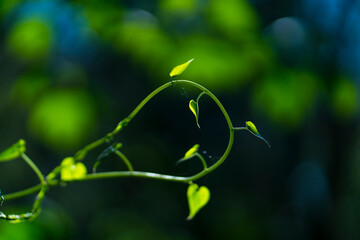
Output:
[{"xmin": 1, "ymin": 0, "xmax": 359, "ymax": 239}]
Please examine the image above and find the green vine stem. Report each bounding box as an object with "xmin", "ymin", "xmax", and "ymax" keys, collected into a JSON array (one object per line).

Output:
[
  {"xmin": 114, "ymin": 150, "xmax": 134, "ymax": 172},
  {"xmin": 22, "ymin": 153, "xmax": 45, "ymax": 185},
  {"xmin": 195, "ymin": 153, "xmax": 208, "ymax": 170},
  {"xmin": 1, "ymin": 78, "xmax": 264, "ymax": 222}
]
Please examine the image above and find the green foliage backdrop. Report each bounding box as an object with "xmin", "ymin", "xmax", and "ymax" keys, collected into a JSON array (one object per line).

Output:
[{"xmin": 0, "ymin": 0, "xmax": 359, "ymax": 239}]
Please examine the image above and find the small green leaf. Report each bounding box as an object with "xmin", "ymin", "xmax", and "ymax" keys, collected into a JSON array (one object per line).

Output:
[
  {"xmin": 170, "ymin": 58, "xmax": 194, "ymax": 78},
  {"xmin": 245, "ymin": 121, "xmax": 270, "ymax": 147},
  {"xmin": 61, "ymin": 157, "xmax": 87, "ymax": 181},
  {"xmin": 176, "ymin": 144, "xmax": 204, "ymax": 166},
  {"xmin": 245, "ymin": 121, "xmax": 260, "ymax": 135},
  {"xmin": 184, "ymin": 144, "xmax": 199, "ymax": 159},
  {"xmin": 189, "ymin": 100, "xmax": 200, "ymax": 128},
  {"xmin": 187, "ymin": 184, "xmax": 210, "ymax": 220},
  {"xmin": 0, "ymin": 139, "xmax": 26, "ymax": 162}
]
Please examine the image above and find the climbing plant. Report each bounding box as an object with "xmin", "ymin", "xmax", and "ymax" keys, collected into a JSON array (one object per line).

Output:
[{"xmin": 0, "ymin": 59, "xmax": 269, "ymax": 223}]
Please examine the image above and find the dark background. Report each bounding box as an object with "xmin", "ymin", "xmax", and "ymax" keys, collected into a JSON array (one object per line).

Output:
[{"xmin": 1, "ymin": 0, "xmax": 360, "ymax": 239}]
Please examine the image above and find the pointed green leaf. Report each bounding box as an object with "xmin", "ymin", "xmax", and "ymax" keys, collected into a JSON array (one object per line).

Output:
[
  {"xmin": 245, "ymin": 121, "xmax": 270, "ymax": 147},
  {"xmin": 0, "ymin": 139, "xmax": 26, "ymax": 162},
  {"xmin": 176, "ymin": 144, "xmax": 207, "ymax": 168},
  {"xmin": 189, "ymin": 100, "xmax": 200, "ymax": 128},
  {"xmin": 61, "ymin": 157, "xmax": 87, "ymax": 181},
  {"xmin": 187, "ymin": 184, "xmax": 210, "ymax": 220},
  {"xmin": 170, "ymin": 58, "xmax": 194, "ymax": 77},
  {"xmin": 245, "ymin": 121, "xmax": 260, "ymax": 135},
  {"xmin": 177, "ymin": 144, "xmax": 200, "ymax": 165},
  {"xmin": 184, "ymin": 144, "xmax": 199, "ymax": 159}
]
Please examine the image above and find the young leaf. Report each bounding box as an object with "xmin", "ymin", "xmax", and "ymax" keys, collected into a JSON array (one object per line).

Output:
[
  {"xmin": 184, "ymin": 144, "xmax": 199, "ymax": 159},
  {"xmin": 245, "ymin": 121, "xmax": 270, "ymax": 147},
  {"xmin": 170, "ymin": 59, "xmax": 194, "ymax": 78},
  {"xmin": 189, "ymin": 100, "xmax": 200, "ymax": 128},
  {"xmin": 61, "ymin": 157, "xmax": 87, "ymax": 181},
  {"xmin": 0, "ymin": 139, "xmax": 26, "ymax": 162},
  {"xmin": 177, "ymin": 144, "xmax": 200, "ymax": 165},
  {"xmin": 187, "ymin": 184, "xmax": 210, "ymax": 220}
]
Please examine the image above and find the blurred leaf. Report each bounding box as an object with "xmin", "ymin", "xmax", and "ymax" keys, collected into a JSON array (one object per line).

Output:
[
  {"xmin": 173, "ymin": 37, "xmax": 266, "ymax": 91},
  {"xmin": 61, "ymin": 157, "xmax": 87, "ymax": 181},
  {"xmin": 332, "ymin": 78, "xmax": 358, "ymax": 120},
  {"xmin": 253, "ymin": 70, "xmax": 318, "ymax": 128},
  {"xmin": 184, "ymin": 144, "xmax": 199, "ymax": 159},
  {"xmin": 245, "ymin": 121, "xmax": 270, "ymax": 147},
  {"xmin": 7, "ymin": 18, "xmax": 52, "ymax": 61},
  {"xmin": 28, "ymin": 90, "xmax": 96, "ymax": 151},
  {"xmin": 0, "ymin": 220, "xmax": 45, "ymax": 240},
  {"xmin": 189, "ymin": 99, "xmax": 200, "ymax": 128},
  {"xmin": 187, "ymin": 183, "xmax": 210, "ymax": 220},
  {"xmin": 0, "ymin": 0, "xmax": 22, "ymax": 19},
  {"xmin": 170, "ymin": 59, "xmax": 194, "ymax": 77},
  {"xmin": 0, "ymin": 139, "xmax": 26, "ymax": 162},
  {"xmin": 117, "ymin": 15, "xmax": 173, "ymax": 70},
  {"xmin": 207, "ymin": 0, "xmax": 259, "ymax": 39},
  {"xmin": 159, "ymin": 0, "xmax": 196, "ymax": 16}
]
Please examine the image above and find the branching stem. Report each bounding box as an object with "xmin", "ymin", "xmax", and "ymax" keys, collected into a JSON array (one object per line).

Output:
[
  {"xmin": 1, "ymin": 79, "xmax": 242, "ymax": 222},
  {"xmin": 21, "ymin": 153, "xmax": 45, "ymax": 185},
  {"xmin": 114, "ymin": 150, "xmax": 134, "ymax": 172}
]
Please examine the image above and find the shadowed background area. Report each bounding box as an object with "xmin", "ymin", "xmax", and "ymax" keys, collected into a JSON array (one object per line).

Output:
[{"xmin": 0, "ymin": 0, "xmax": 359, "ymax": 239}]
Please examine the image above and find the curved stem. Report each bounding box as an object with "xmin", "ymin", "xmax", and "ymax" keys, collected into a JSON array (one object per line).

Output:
[
  {"xmin": 114, "ymin": 150, "xmax": 134, "ymax": 172},
  {"xmin": 195, "ymin": 153, "xmax": 207, "ymax": 170},
  {"xmin": 172, "ymin": 80, "xmax": 234, "ymax": 181},
  {"xmin": 69, "ymin": 171, "xmax": 190, "ymax": 183},
  {"xmin": 3, "ymin": 184, "xmax": 42, "ymax": 201},
  {"xmin": 3, "ymin": 180, "xmax": 58, "ymax": 201},
  {"xmin": 4, "ymin": 80, "xmax": 235, "ymax": 201},
  {"xmin": 22, "ymin": 154, "xmax": 45, "ymax": 185},
  {"xmin": 196, "ymin": 91, "xmax": 206, "ymax": 102},
  {"xmin": 126, "ymin": 82, "xmax": 173, "ymax": 121}
]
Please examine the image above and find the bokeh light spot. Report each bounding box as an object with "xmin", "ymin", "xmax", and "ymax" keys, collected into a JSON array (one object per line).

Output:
[
  {"xmin": 28, "ymin": 90, "xmax": 96, "ymax": 151},
  {"xmin": 7, "ymin": 18, "xmax": 52, "ymax": 61}
]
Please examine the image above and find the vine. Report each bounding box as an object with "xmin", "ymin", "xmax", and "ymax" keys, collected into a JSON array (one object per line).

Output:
[{"xmin": 0, "ymin": 59, "xmax": 269, "ymax": 222}]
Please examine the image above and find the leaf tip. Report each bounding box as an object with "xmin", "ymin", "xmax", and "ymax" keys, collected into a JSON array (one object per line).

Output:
[
  {"xmin": 245, "ymin": 121, "xmax": 271, "ymax": 147},
  {"xmin": 189, "ymin": 100, "xmax": 200, "ymax": 128},
  {"xmin": 184, "ymin": 144, "xmax": 200, "ymax": 159},
  {"xmin": 170, "ymin": 58, "xmax": 194, "ymax": 77}
]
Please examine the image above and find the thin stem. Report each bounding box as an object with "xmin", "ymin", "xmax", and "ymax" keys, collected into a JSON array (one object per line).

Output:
[
  {"xmin": 233, "ymin": 127, "xmax": 247, "ymax": 130},
  {"xmin": 68, "ymin": 171, "xmax": 190, "ymax": 183},
  {"xmin": 74, "ymin": 137, "xmax": 108, "ymax": 161},
  {"xmin": 3, "ymin": 180, "xmax": 59, "ymax": 201},
  {"xmin": 195, "ymin": 153, "xmax": 207, "ymax": 170},
  {"xmin": 114, "ymin": 150, "xmax": 134, "ymax": 172},
  {"xmin": 22, "ymin": 154, "xmax": 45, "ymax": 185},
  {"xmin": 126, "ymin": 82, "xmax": 173, "ymax": 121},
  {"xmin": 44, "ymin": 82, "xmax": 174, "ymax": 179},
  {"xmin": 3, "ymin": 184, "xmax": 41, "ymax": 201},
  {"xmin": 196, "ymin": 91, "xmax": 206, "ymax": 102},
  {"xmin": 92, "ymin": 161, "xmax": 101, "ymax": 173}
]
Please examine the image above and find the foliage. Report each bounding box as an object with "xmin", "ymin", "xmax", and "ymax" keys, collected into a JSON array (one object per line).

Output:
[{"xmin": 0, "ymin": 60, "xmax": 269, "ymax": 222}]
